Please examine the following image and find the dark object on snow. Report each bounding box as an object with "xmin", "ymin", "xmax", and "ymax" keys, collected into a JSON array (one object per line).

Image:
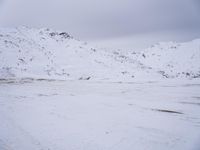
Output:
[
  {"xmin": 142, "ymin": 54, "xmax": 146, "ymax": 58},
  {"xmin": 152, "ymin": 109, "xmax": 183, "ymax": 114},
  {"xmin": 59, "ymin": 32, "xmax": 71, "ymax": 38},
  {"xmin": 79, "ymin": 77, "xmax": 91, "ymax": 80}
]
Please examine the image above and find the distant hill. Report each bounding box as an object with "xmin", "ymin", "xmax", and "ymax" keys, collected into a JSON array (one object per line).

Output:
[{"xmin": 0, "ymin": 27, "xmax": 199, "ymax": 81}]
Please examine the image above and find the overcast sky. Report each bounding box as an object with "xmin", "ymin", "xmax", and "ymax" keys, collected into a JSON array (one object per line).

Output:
[{"xmin": 0, "ymin": 0, "xmax": 200, "ymax": 40}]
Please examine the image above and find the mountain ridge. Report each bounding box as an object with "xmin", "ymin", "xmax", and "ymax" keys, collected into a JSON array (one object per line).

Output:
[{"xmin": 0, "ymin": 27, "xmax": 200, "ymax": 81}]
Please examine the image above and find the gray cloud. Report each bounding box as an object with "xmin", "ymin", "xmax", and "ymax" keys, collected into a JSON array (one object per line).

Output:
[{"xmin": 0, "ymin": 0, "xmax": 199, "ymax": 40}]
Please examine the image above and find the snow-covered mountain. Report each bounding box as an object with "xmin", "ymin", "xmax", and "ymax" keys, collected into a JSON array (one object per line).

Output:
[{"xmin": 0, "ymin": 27, "xmax": 200, "ymax": 81}]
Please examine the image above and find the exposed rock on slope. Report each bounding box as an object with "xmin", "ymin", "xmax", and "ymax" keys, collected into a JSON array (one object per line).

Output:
[{"xmin": 0, "ymin": 27, "xmax": 199, "ymax": 81}]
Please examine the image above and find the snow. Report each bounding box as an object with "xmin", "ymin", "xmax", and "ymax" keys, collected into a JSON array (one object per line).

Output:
[
  {"xmin": 0, "ymin": 27, "xmax": 200, "ymax": 150},
  {"xmin": 0, "ymin": 80, "xmax": 200, "ymax": 150},
  {"xmin": 0, "ymin": 26, "xmax": 200, "ymax": 81}
]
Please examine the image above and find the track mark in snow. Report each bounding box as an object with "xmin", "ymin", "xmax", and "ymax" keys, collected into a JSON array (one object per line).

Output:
[
  {"xmin": 192, "ymin": 96, "xmax": 200, "ymax": 100},
  {"xmin": 180, "ymin": 102, "xmax": 200, "ymax": 106},
  {"xmin": 0, "ymin": 139, "xmax": 13, "ymax": 150},
  {"xmin": 0, "ymin": 111, "xmax": 49, "ymax": 150},
  {"xmin": 37, "ymin": 93, "xmax": 58, "ymax": 97},
  {"xmin": 152, "ymin": 109, "xmax": 183, "ymax": 114}
]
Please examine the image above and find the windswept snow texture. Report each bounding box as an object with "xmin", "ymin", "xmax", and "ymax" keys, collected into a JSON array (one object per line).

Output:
[
  {"xmin": 0, "ymin": 80, "xmax": 200, "ymax": 150},
  {"xmin": 0, "ymin": 27, "xmax": 200, "ymax": 81},
  {"xmin": 0, "ymin": 27, "xmax": 200, "ymax": 150}
]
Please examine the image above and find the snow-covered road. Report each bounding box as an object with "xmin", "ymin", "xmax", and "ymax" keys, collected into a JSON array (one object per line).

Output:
[{"xmin": 0, "ymin": 80, "xmax": 200, "ymax": 150}]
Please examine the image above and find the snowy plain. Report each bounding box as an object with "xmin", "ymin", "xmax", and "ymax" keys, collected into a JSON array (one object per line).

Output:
[
  {"xmin": 0, "ymin": 27, "xmax": 200, "ymax": 150},
  {"xmin": 0, "ymin": 79, "xmax": 200, "ymax": 150}
]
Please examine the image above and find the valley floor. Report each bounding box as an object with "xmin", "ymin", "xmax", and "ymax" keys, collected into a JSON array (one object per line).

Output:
[{"xmin": 0, "ymin": 80, "xmax": 200, "ymax": 150}]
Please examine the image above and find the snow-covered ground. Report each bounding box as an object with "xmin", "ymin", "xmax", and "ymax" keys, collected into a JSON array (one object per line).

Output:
[
  {"xmin": 0, "ymin": 27, "xmax": 200, "ymax": 150},
  {"xmin": 0, "ymin": 27, "xmax": 200, "ymax": 81},
  {"xmin": 0, "ymin": 79, "xmax": 200, "ymax": 150}
]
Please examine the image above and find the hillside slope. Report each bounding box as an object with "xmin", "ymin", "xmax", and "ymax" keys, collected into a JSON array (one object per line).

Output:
[{"xmin": 0, "ymin": 27, "xmax": 199, "ymax": 81}]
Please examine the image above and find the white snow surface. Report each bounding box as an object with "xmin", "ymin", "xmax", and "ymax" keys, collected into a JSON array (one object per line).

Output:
[
  {"xmin": 0, "ymin": 26, "xmax": 200, "ymax": 81},
  {"xmin": 0, "ymin": 80, "xmax": 200, "ymax": 150},
  {"xmin": 0, "ymin": 27, "xmax": 200, "ymax": 150}
]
